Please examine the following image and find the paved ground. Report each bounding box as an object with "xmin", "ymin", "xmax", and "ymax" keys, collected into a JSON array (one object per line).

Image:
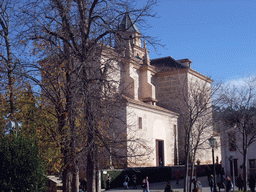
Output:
[{"xmin": 105, "ymin": 176, "xmax": 233, "ymax": 192}]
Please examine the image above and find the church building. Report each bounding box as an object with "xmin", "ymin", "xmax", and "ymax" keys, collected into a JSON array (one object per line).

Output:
[{"xmin": 112, "ymin": 13, "xmax": 221, "ymax": 168}]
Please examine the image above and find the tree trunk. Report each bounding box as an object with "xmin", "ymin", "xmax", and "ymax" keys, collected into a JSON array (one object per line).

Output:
[
  {"xmin": 242, "ymin": 128, "xmax": 248, "ymax": 192},
  {"xmin": 5, "ymin": 26, "xmax": 14, "ymax": 119},
  {"xmin": 243, "ymin": 148, "xmax": 248, "ymax": 192},
  {"xmin": 87, "ymin": 147, "xmax": 95, "ymax": 192},
  {"xmin": 63, "ymin": 165, "xmax": 72, "ymax": 192},
  {"xmin": 189, "ymin": 164, "xmax": 193, "ymax": 192},
  {"xmin": 189, "ymin": 153, "xmax": 197, "ymax": 192},
  {"xmin": 72, "ymin": 164, "xmax": 79, "ymax": 192},
  {"xmin": 184, "ymin": 132, "xmax": 190, "ymax": 192},
  {"xmin": 96, "ymin": 149, "xmax": 101, "ymax": 192},
  {"xmin": 86, "ymin": 123, "xmax": 96, "ymax": 192},
  {"xmin": 62, "ymin": 148, "xmax": 73, "ymax": 192}
]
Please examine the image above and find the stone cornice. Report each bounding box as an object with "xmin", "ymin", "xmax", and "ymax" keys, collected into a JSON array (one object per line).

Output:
[
  {"xmin": 156, "ymin": 68, "xmax": 213, "ymax": 83},
  {"xmin": 187, "ymin": 68, "xmax": 213, "ymax": 83},
  {"xmin": 133, "ymin": 44, "xmax": 145, "ymax": 52},
  {"xmin": 129, "ymin": 58, "xmax": 143, "ymax": 69},
  {"xmin": 139, "ymin": 64, "xmax": 156, "ymax": 74},
  {"xmin": 123, "ymin": 96, "xmax": 179, "ymax": 118}
]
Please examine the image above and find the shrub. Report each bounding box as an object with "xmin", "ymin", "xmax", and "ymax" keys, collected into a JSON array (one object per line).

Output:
[{"xmin": 0, "ymin": 133, "xmax": 47, "ymax": 191}]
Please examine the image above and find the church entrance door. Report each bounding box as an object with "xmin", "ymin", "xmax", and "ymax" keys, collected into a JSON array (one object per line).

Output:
[{"xmin": 156, "ymin": 140, "xmax": 164, "ymax": 166}]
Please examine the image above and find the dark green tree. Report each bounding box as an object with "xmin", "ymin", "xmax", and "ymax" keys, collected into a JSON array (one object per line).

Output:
[{"xmin": 0, "ymin": 133, "xmax": 47, "ymax": 192}]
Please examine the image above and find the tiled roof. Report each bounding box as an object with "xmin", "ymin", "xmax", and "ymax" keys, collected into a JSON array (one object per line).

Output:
[
  {"xmin": 119, "ymin": 13, "xmax": 141, "ymax": 33},
  {"xmin": 150, "ymin": 56, "xmax": 188, "ymax": 69}
]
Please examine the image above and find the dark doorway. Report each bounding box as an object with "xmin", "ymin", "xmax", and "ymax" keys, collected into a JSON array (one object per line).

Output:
[
  {"xmin": 156, "ymin": 140, "xmax": 164, "ymax": 166},
  {"xmin": 234, "ymin": 159, "xmax": 238, "ymax": 176},
  {"xmin": 230, "ymin": 159, "xmax": 238, "ymax": 177}
]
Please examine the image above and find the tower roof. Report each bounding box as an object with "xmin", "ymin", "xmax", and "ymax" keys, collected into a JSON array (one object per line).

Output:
[
  {"xmin": 119, "ymin": 13, "xmax": 141, "ymax": 33},
  {"xmin": 151, "ymin": 56, "xmax": 189, "ymax": 69}
]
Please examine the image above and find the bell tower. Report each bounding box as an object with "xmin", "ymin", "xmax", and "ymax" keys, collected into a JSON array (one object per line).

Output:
[
  {"xmin": 115, "ymin": 12, "xmax": 142, "ymax": 56},
  {"xmin": 116, "ymin": 12, "xmax": 157, "ymax": 104}
]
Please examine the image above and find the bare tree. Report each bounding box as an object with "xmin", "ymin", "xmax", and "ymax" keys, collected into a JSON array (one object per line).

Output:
[
  {"xmin": 0, "ymin": 0, "xmax": 30, "ymax": 136},
  {"xmin": 182, "ymin": 77, "xmax": 220, "ymax": 192},
  {"xmin": 155, "ymin": 67, "xmax": 221, "ymax": 192},
  {"xmin": 17, "ymin": 0, "xmax": 157, "ymax": 191},
  {"xmin": 0, "ymin": 0, "xmax": 18, "ymax": 121},
  {"xmin": 218, "ymin": 76, "xmax": 256, "ymax": 192}
]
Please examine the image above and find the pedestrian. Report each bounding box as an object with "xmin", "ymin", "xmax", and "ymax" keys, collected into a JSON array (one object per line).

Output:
[
  {"xmin": 197, "ymin": 180, "xmax": 202, "ymax": 192},
  {"xmin": 141, "ymin": 179, "xmax": 147, "ymax": 192},
  {"xmin": 132, "ymin": 173, "xmax": 137, "ymax": 189},
  {"xmin": 145, "ymin": 176, "xmax": 150, "ymax": 192},
  {"xmin": 216, "ymin": 164, "xmax": 221, "ymax": 178},
  {"xmin": 192, "ymin": 188, "xmax": 200, "ymax": 192},
  {"xmin": 236, "ymin": 174, "xmax": 244, "ymax": 191},
  {"xmin": 192, "ymin": 179, "xmax": 197, "ymax": 189},
  {"xmin": 206, "ymin": 166, "xmax": 212, "ymax": 181},
  {"xmin": 79, "ymin": 179, "xmax": 86, "ymax": 192},
  {"xmin": 220, "ymin": 167, "xmax": 225, "ymax": 182},
  {"xmin": 249, "ymin": 174, "xmax": 255, "ymax": 192},
  {"xmin": 192, "ymin": 178, "xmax": 201, "ymax": 191},
  {"xmin": 123, "ymin": 175, "xmax": 130, "ymax": 189},
  {"xmin": 175, "ymin": 170, "xmax": 180, "ymax": 184},
  {"xmin": 217, "ymin": 181, "xmax": 226, "ymax": 192},
  {"xmin": 105, "ymin": 174, "xmax": 111, "ymax": 190},
  {"xmin": 209, "ymin": 174, "xmax": 214, "ymax": 192},
  {"xmin": 164, "ymin": 181, "xmax": 173, "ymax": 192},
  {"xmin": 226, "ymin": 176, "xmax": 233, "ymax": 192}
]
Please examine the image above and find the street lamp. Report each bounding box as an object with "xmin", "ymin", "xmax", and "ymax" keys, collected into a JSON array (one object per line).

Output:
[
  {"xmin": 208, "ymin": 136, "xmax": 217, "ymax": 192},
  {"xmin": 229, "ymin": 151, "xmax": 236, "ymax": 192}
]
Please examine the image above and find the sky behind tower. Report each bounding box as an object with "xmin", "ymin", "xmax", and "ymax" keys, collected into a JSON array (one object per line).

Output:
[{"xmin": 136, "ymin": 0, "xmax": 256, "ymax": 83}]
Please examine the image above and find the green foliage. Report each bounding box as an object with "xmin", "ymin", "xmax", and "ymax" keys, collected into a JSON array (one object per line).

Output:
[
  {"xmin": 102, "ymin": 170, "xmax": 123, "ymax": 189},
  {"xmin": 0, "ymin": 133, "xmax": 47, "ymax": 192},
  {"xmin": 14, "ymin": 85, "xmax": 62, "ymax": 175}
]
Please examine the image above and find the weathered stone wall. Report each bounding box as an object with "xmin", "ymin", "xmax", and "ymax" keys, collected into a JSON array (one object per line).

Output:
[
  {"xmin": 126, "ymin": 102, "xmax": 178, "ymax": 167},
  {"xmin": 155, "ymin": 69, "xmax": 216, "ymax": 165},
  {"xmin": 155, "ymin": 71, "xmax": 187, "ymax": 163}
]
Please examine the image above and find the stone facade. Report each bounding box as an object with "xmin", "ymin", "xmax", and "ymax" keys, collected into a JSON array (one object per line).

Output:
[{"xmin": 125, "ymin": 98, "xmax": 179, "ymax": 167}]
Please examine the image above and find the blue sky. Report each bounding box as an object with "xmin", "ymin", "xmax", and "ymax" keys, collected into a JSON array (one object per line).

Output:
[{"xmin": 136, "ymin": 0, "xmax": 256, "ymax": 83}]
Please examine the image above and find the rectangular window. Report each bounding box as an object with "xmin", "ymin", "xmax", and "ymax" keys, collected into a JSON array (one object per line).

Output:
[
  {"xmin": 139, "ymin": 117, "xmax": 142, "ymax": 129},
  {"xmin": 174, "ymin": 125, "xmax": 177, "ymax": 135},
  {"xmin": 228, "ymin": 132, "xmax": 236, "ymax": 151},
  {"xmin": 249, "ymin": 159, "xmax": 256, "ymax": 168}
]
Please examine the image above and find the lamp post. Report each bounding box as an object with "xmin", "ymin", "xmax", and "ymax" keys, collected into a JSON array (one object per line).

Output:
[
  {"xmin": 208, "ymin": 136, "xmax": 217, "ymax": 192},
  {"xmin": 229, "ymin": 151, "xmax": 236, "ymax": 192}
]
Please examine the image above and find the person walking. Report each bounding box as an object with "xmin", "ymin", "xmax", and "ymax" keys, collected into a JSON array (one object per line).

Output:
[
  {"xmin": 124, "ymin": 175, "xmax": 130, "ymax": 189},
  {"xmin": 175, "ymin": 170, "xmax": 180, "ymax": 184},
  {"xmin": 141, "ymin": 179, "xmax": 147, "ymax": 192},
  {"xmin": 236, "ymin": 174, "xmax": 244, "ymax": 191},
  {"xmin": 209, "ymin": 175, "xmax": 214, "ymax": 192},
  {"xmin": 206, "ymin": 166, "xmax": 212, "ymax": 182},
  {"xmin": 226, "ymin": 176, "xmax": 233, "ymax": 192},
  {"xmin": 145, "ymin": 176, "xmax": 150, "ymax": 192},
  {"xmin": 220, "ymin": 167, "xmax": 225, "ymax": 182},
  {"xmin": 192, "ymin": 189, "xmax": 200, "ymax": 192},
  {"xmin": 192, "ymin": 178, "xmax": 202, "ymax": 191},
  {"xmin": 164, "ymin": 181, "xmax": 173, "ymax": 192},
  {"xmin": 132, "ymin": 174, "xmax": 137, "ymax": 189},
  {"xmin": 249, "ymin": 174, "xmax": 255, "ymax": 192},
  {"xmin": 105, "ymin": 174, "xmax": 111, "ymax": 190}
]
